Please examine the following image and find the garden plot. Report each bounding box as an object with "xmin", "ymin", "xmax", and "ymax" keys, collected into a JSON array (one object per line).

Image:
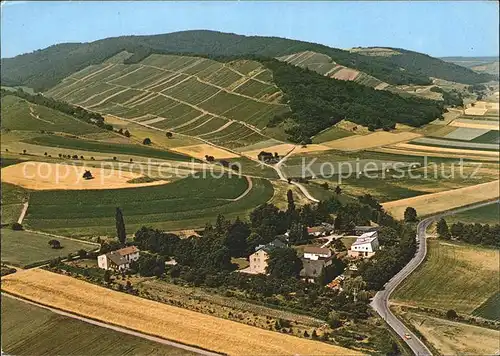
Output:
[
  {"xmin": 411, "ymin": 137, "xmax": 498, "ymax": 151},
  {"xmin": 443, "ymin": 127, "xmax": 490, "ymax": 141}
]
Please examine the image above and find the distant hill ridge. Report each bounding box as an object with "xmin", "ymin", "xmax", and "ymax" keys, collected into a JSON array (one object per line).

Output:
[{"xmin": 1, "ymin": 30, "xmax": 495, "ymax": 92}]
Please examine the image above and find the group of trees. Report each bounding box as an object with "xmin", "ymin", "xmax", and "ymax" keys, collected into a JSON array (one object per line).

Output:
[
  {"xmin": 437, "ymin": 218, "xmax": 500, "ymax": 247},
  {"xmin": 358, "ymin": 224, "xmax": 417, "ymax": 290},
  {"xmin": 260, "ymin": 59, "xmax": 445, "ymax": 142},
  {"xmin": 117, "ymin": 128, "xmax": 131, "ymax": 137},
  {"xmin": 1, "ymin": 89, "xmax": 113, "ymax": 131}
]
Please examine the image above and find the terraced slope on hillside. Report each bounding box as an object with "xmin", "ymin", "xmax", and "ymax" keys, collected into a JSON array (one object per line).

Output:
[
  {"xmin": 46, "ymin": 54, "xmax": 289, "ymax": 149},
  {"xmin": 277, "ymin": 51, "xmax": 387, "ymax": 89}
]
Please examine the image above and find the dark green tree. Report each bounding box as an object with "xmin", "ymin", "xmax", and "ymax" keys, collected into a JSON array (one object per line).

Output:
[
  {"xmin": 403, "ymin": 207, "xmax": 418, "ymax": 222},
  {"xmin": 436, "ymin": 218, "xmax": 450, "ymax": 240},
  {"xmin": 115, "ymin": 207, "xmax": 126, "ymax": 245},
  {"xmin": 286, "ymin": 189, "xmax": 295, "ymax": 212},
  {"xmin": 266, "ymin": 247, "xmax": 302, "ymax": 279}
]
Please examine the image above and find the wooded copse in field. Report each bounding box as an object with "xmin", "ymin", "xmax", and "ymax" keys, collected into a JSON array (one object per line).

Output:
[{"xmin": 436, "ymin": 218, "xmax": 500, "ymax": 247}]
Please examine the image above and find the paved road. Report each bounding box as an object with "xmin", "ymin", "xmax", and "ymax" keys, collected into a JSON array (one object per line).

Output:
[
  {"xmin": 370, "ymin": 199, "xmax": 499, "ymax": 356},
  {"xmin": 2, "ymin": 293, "xmax": 221, "ymax": 356}
]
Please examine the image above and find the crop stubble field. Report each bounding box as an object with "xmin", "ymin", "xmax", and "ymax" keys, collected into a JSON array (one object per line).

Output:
[{"xmin": 1, "ymin": 269, "xmax": 360, "ymax": 356}]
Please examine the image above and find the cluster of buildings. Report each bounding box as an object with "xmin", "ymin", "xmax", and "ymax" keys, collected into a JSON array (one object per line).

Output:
[
  {"xmin": 244, "ymin": 226, "xmax": 380, "ymax": 284},
  {"xmin": 95, "ymin": 226, "xmax": 380, "ymax": 285}
]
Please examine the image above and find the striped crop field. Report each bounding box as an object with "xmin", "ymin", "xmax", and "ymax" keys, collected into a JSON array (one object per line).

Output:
[
  {"xmin": 46, "ymin": 54, "xmax": 289, "ymax": 151},
  {"xmin": 443, "ymin": 127, "xmax": 490, "ymax": 141},
  {"xmin": 393, "ymin": 240, "xmax": 499, "ymax": 315},
  {"xmin": 1, "ymin": 269, "xmax": 359, "ymax": 356},
  {"xmin": 24, "ymin": 175, "xmax": 274, "ymax": 236},
  {"xmin": 410, "ymin": 137, "xmax": 498, "ymax": 151},
  {"xmin": 1, "ymin": 296, "xmax": 193, "ymax": 356}
]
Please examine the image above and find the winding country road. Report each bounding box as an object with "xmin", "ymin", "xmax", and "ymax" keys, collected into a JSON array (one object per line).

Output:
[{"xmin": 370, "ymin": 199, "xmax": 500, "ymax": 356}]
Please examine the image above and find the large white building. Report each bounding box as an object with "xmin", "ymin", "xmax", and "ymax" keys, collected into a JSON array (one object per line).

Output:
[
  {"xmin": 348, "ymin": 231, "xmax": 379, "ymax": 258},
  {"xmin": 98, "ymin": 246, "xmax": 140, "ymax": 271}
]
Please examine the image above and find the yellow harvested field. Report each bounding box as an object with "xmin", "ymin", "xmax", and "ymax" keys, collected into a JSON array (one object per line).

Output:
[
  {"xmin": 1, "ymin": 269, "xmax": 361, "ymax": 356},
  {"xmin": 241, "ymin": 143, "xmax": 295, "ymax": 159},
  {"xmin": 1, "ymin": 161, "xmax": 168, "ymax": 190},
  {"xmin": 464, "ymin": 107, "xmax": 488, "ymax": 116},
  {"xmin": 335, "ymin": 120, "xmax": 370, "ymax": 134},
  {"xmin": 322, "ymin": 131, "xmax": 421, "ymax": 151},
  {"xmin": 170, "ymin": 144, "xmax": 238, "ymax": 160},
  {"xmin": 374, "ymin": 146, "xmax": 499, "ymax": 162},
  {"xmin": 294, "ymin": 144, "xmax": 333, "ymax": 154},
  {"xmin": 402, "ymin": 311, "xmax": 500, "ymax": 355},
  {"xmin": 449, "ymin": 119, "xmax": 499, "ymax": 131},
  {"xmin": 390, "ymin": 143, "xmax": 500, "ymax": 158},
  {"xmin": 383, "ymin": 180, "xmax": 500, "ymax": 219}
]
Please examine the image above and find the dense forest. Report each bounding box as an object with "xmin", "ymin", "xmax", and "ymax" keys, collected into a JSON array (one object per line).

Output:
[
  {"xmin": 262, "ymin": 59, "xmax": 445, "ymax": 141},
  {"xmin": 2, "ymin": 30, "xmax": 494, "ymax": 92}
]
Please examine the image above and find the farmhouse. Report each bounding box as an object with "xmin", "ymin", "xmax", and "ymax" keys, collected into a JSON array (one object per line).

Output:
[
  {"xmin": 307, "ymin": 225, "xmax": 333, "ymax": 237},
  {"xmin": 353, "ymin": 226, "xmax": 379, "ymax": 236},
  {"xmin": 257, "ymin": 151, "xmax": 280, "ymax": 163},
  {"xmin": 97, "ymin": 246, "xmax": 140, "ymax": 271},
  {"xmin": 246, "ymin": 239, "xmax": 286, "ymax": 274},
  {"xmin": 348, "ymin": 231, "xmax": 379, "ymax": 258},
  {"xmin": 303, "ymin": 246, "xmax": 332, "ymax": 260},
  {"xmin": 300, "ymin": 247, "xmax": 333, "ymax": 283}
]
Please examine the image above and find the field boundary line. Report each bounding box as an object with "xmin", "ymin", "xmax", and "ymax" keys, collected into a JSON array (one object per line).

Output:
[
  {"xmin": 21, "ymin": 229, "xmax": 100, "ymax": 247},
  {"xmin": 1, "ymin": 292, "xmax": 222, "ymax": 356}
]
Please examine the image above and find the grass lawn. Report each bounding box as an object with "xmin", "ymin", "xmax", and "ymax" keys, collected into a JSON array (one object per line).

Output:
[
  {"xmin": 1, "ymin": 182, "xmax": 29, "ymax": 225},
  {"xmin": 0, "ymin": 228, "xmax": 97, "ymax": 267},
  {"xmin": 473, "ymin": 291, "xmax": 500, "ymax": 321},
  {"xmin": 25, "ymin": 175, "xmax": 274, "ymax": 236},
  {"xmin": 1, "ymin": 95, "xmax": 103, "ymax": 135},
  {"xmin": 446, "ymin": 202, "xmax": 500, "ymax": 225},
  {"xmin": 1, "ymin": 296, "xmax": 193, "ymax": 356},
  {"xmin": 23, "ymin": 135, "xmax": 195, "ymax": 162},
  {"xmin": 312, "ymin": 126, "xmax": 355, "ymax": 143},
  {"xmin": 392, "ymin": 240, "xmax": 499, "ymax": 314}
]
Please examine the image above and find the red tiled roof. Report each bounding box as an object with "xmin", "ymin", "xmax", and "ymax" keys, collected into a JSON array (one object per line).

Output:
[{"xmin": 116, "ymin": 246, "xmax": 139, "ymax": 256}]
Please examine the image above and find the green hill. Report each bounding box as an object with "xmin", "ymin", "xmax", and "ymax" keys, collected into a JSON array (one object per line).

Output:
[{"xmin": 2, "ymin": 30, "xmax": 494, "ymax": 92}]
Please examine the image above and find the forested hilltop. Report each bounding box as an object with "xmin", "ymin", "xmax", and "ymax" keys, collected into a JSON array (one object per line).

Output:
[{"xmin": 2, "ymin": 30, "xmax": 494, "ymax": 92}]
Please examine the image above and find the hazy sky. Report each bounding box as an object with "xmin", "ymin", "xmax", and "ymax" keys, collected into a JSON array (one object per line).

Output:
[{"xmin": 1, "ymin": 1, "xmax": 498, "ymax": 58}]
